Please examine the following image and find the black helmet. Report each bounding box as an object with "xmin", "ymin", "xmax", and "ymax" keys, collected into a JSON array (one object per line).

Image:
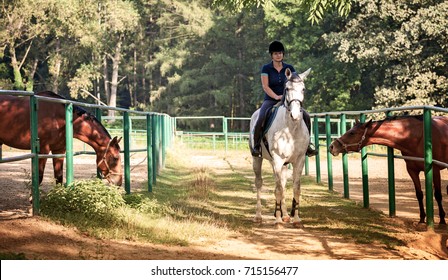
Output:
[{"xmin": 269, "ymin": 40, "xmax": 285, "ymax": 54}]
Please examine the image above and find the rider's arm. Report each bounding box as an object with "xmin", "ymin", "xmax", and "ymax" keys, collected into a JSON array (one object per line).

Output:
[{"xmin": 261, "ymin": 75, "xmax": 282, "ymax": 101}]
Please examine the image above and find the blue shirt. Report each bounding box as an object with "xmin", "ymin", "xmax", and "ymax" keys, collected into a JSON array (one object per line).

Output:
[{"xmin": 261, "ymin": 61, "xmax": 296, "ymax": 101}]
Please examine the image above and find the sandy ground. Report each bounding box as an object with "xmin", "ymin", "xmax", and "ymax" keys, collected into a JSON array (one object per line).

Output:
[{"xmin": 0, "ymin": 146, "xmax": 447, "ymax": 260}]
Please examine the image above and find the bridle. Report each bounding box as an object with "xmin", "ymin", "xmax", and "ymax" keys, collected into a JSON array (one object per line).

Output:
[
  {"xmin": 283, "ymin": 81, "xmax": 304, "ymax": 112},
  {"xmin": 97, "ymin": 139, "xmax": 122, "ymax": 180},
  {"xmin": 335, "ymin": 126, "xmax": 369, "ymax": 153},
  {"xmin": 284, "ymin": 97, "xmax": 303, "ymax": 111}
]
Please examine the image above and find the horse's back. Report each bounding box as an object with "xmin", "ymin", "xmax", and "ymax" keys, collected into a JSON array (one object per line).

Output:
[
  {"xmin": 433, "ymin": 116, "xmax": 448, "ymax": 162},
  {"xmin": 0, "ymin": 91, "xmax": 66, "ymax": 150},
  {"xmin": 0, "ymin": 94, "xmax": 33, "ymax": 149}
]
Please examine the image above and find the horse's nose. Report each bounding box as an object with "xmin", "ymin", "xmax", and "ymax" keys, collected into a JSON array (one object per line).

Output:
[
  {"xmin": 329, "ymin": 143, "xmax": 338, "ymax": 156},
  {"xmin": 113, "ymin": 175, "xmax": 123, "ymax": 186}
]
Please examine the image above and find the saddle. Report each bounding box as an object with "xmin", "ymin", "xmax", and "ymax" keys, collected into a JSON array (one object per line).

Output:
[
  {"xmin": 262, "ymin": 104, "xmax": 281, "ymax": 134},
  {"xmin": 260, "ymin": 102, "xmax": 282, "ymax": 156}
]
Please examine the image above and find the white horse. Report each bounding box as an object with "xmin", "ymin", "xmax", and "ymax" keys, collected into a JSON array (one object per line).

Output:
[{"xmin": 249, "ymin": 68, "xmax": 311, "ymax": 228}]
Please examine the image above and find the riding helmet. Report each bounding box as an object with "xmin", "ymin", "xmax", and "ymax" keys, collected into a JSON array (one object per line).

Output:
[{"xmin": 268, "ymin": 40, "xmax": 285, "ymax": 54}]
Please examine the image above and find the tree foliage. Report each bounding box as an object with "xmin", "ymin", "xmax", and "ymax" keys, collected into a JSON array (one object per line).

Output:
[
  {"xmin": 0, "ymin": 0, "xmax": 447, "ymax": 120},
  {"xmin": 212, "ymin": 0, "xmax": 353, "ymax": 23},
  {"xmin": 325, "ymin": 0, "xmax": 448, "ymax": 109}
]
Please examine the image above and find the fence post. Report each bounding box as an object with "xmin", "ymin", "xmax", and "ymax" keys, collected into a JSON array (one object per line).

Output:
[
  {"xmin": 152, "ymin": 114, "xmax": 160, "ymax": 179},
  {"xmin": 65, "ymin": 103, "xmax": 74, "ymax": 186},
  {"xmin": 386, "ymin": 111, "xmax": 396, "ymax": 217},
  {"xmin": 305, "ymin": 156, "xmax": 309, "ymax": 176},
  {"xmin": 325, "ymin": 114, "xmax": 333, "ymax": 190},
  {"xmin": 313, "ymin": 115, "xmax": 321, "ymax": 183},
  {"xmin": 95, "ymin": 108, "xmax": 102, "ymax": 180},
  {"xmin": 30, "ymin": 95, "xmax": 40, "ymax": 215},
  {"xmin": 123, "ymin": 111, "xmax": 131, "ymax": 194},
  {"xmin": 223, "ymin": 117, "xmax": 228, "ymax": 153},
  {"xmin": 360, "ymin": 113, "xmax": 369, "ymax": 208},
  {"xmin": 161, "ymin": 115, "xmax": 166, "ymax": 168},
  {"xmin": 147, "ymin": 114, "xmax": 153, "ymax": 192},
  {"xmin": 423, "ymin": 107, "xmax": 434, "ymax": 227},
  {"xmin": 340, "ymin": 113, "xmax": 349, "ymax": 198}
]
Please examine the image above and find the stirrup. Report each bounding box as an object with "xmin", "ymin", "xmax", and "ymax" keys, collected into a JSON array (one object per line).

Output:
[{"xmin": 306, "ymin": 143, "xmax": 318, "ymax": 157}]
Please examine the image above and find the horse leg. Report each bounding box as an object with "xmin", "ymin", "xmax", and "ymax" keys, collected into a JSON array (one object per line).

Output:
[
  {"xmin": 253, "ymin": 156, "xmax": 263, "ymax": 223},
  {"xmin": 272, "ymin": 161, "xmax": 289, "ymax": 224},
  {"xmin": 51, "ymin": 148, "xmax": 65, "ymax": 185},
  {"xmin": 291, "ymin": 158, "xmax": 305, "ymax": 228},
  {"xmin": 406, "ymin": 165, "xmax": 425, "ymax": 223},
  {"xmin": 433, "ymin": 169, "xmax": 446, "ymax": 225},
  {"xmin": 37, "ymin": 146, "xmax": 53, "ymax": 185},
  {"xmin": 52, "ymin": 157, "xmax": 64, "ymax": 185}
]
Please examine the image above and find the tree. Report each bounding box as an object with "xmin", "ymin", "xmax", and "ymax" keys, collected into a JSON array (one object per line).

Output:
[
  {"xmin": 212, "ymin": 0, "xmax": 353, "ymax": 23},
  {"xmin": 325, "ymin": 0, "xmax": 448, "ymax": 110},
  {"xmin": 0, "ymin": 0, "xmax": 50, "ymax": 90}
]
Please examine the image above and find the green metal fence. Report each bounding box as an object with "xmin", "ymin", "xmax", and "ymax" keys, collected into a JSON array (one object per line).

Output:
[
  {"xmin": 0, "ymin": 90, "xmax": 174, "ymax": 215},
  {"xmin": 174, "ymin": 116, "xmax": 251, "ymax": 152},
  {"xmin": 309, "ymin": 106, "xmax": 448, "ymax": 228}
]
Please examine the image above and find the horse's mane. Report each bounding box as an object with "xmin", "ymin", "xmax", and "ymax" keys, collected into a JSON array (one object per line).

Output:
[
  {"xmin": 36, "ymin": 91, "xmax": 111, "ymax": 138},
  {"xmin": 380, "ymin": 115, "xmax": 424, "ymax": 123}
]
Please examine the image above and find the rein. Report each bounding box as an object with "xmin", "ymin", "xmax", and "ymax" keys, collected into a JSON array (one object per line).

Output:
[
  {"xmin": 97, "ymin": 139, "xmax": 122, "ymax": 179},
  {"xmin": 335, "ymin": 126, "xmax": 369, "ymax": 153},
  {"xmin": 284, "ymin": 98, "xmax": 302, "ymax": 111}
]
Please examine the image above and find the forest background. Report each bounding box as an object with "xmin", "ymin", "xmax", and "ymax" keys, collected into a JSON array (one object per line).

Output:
[{"xmin": 1, "ymin": 0, "xmax": 447, "ymax": 123}]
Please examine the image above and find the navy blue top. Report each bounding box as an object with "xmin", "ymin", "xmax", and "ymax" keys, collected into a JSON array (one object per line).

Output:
[{"xmin": 261, "ymin": 61, "xmax": 296, "ymax": 101}]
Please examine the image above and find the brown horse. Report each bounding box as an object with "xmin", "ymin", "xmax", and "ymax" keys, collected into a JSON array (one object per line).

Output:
[
  {"xmin": 0, "ymin": 91, "xmax": 122, "ymax": 186},
  {"xmin": 329, "ymin": 115, "xmax": 447, "ymax": 225}
]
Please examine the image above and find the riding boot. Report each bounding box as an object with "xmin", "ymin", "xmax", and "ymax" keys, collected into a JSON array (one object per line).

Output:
[
  {"xmin": 303, "ymin": 109, "xmax": 318, "ymax": 157},
  {"xmin": 252, "ymin": 118, "xmax": 263, "ymax": 157}
]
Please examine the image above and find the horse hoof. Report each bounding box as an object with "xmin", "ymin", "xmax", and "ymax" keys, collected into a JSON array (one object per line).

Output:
[
  {"xmin": 253, "ymin": 217, "xmax": 262, "ymax": 224},
  {"xmin": 293, "ymin": 222, "xmax": 304, "ymax": 229},
  {"xmin": 274, "ymin": 223, "xmax": 284, "ymax": 229},
  {"xmin": 282, "ymin": 216, "xmax": 291, "ymax": 223},
  {"xmin": 415, "ymin": 223, "xmax": 427, "ymax": 232}
]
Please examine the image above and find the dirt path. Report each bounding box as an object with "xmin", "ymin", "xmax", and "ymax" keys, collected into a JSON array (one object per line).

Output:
[{"xmin": 0, "ymin": 149, "xmax": 447, "ymax": 259}]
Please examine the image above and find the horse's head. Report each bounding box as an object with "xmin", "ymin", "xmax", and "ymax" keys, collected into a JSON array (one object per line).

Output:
[
  {"xmin": 97, "ymin": 136, "xmax": 123, "ymax": 186},
  {"xmin": 283, "ymin": 68, "xmax": 311, "ymax": 120},
  {"xmin": 330, "ymin": 119, "xmax": 373, "ymax": 156}
]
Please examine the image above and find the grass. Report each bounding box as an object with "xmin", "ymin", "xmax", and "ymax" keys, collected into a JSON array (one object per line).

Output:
[{"xmin": 37, "ymin": 146, "xmax": 409, "ymax": 253}]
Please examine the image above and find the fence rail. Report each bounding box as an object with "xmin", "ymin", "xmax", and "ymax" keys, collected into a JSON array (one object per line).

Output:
[
  {"xmin": 172, "ymin": 106, "xmax": 447, "ymax": 228},
  {"xmin": 309, "ymin": 106, "xmax": 448, "ymax": 227},
  {"xmin": 0, "ymin": 90, "xmax": 174, "ymax": 215}
]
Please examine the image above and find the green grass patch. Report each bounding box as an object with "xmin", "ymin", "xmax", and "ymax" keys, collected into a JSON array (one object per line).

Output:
[
  {"xmin": 40, "ymin": 148, "xmax": 410, "ymax": 251},
  {"xmin": 0, "ymin": 252, "xmax": 27, "ymax": 260}
]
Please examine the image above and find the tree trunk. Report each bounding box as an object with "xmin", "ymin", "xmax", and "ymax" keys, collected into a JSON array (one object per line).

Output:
[
  {"xmin": 25, "ymin": 58, "xmax": 38, "ymax": 91},
  {"xmin": 51, "ymin": 39, "xmax": 61, "ymax": 94},
  {"xmin": 108, "ymin": 38, "xmax": 122, "ymax": 117},
  {"xmin": 9, "ymin": 46, "xmax": 25, "ymax": 90},
  {"xmin": 132, "ymin": 48, "xmax": 137, "ymax": 107},
  {"xmin": 103, "ymin": 55, "xmax": 110, "ymax": 102}
]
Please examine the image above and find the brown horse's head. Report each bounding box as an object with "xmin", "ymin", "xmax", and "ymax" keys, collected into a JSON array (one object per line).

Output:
[
  {"xmin": 330, "ymin": 119, "xmax": 372, "ymax": 156},
  {"xmin": 97, "ymin": 136, "xmax": 123, "ymax": 186}
]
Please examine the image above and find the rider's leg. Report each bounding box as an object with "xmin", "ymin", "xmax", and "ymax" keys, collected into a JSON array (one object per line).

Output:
[
  {"xmin": 303, "ymin": 109, "xmax": 318, "ymax": 157},
  {"xmin": 252, "ymin": 100, "xmax": 276, "ymax": 157}
]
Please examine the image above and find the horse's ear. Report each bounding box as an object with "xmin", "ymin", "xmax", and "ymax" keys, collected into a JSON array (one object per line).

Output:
[
  {"xmin": 299, "ymin": 68, "xmax": 311, "ymax": 80},
  {"xmin": 285, "ymin": 68, "xmax": 292, "ymax": 79},
  {"xmin": 111, "ymin": 136, "xmax": 122, "ymax": 144},
  {"xmin": 355, "ymin": 118, "xmax": 360, "ymax": 124},
  {"xmin": 365, "ymin": 119, "xmax": 373, "ymax": 127}
]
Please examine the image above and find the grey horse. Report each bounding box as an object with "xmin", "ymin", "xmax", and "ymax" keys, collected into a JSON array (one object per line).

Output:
[{"xmin": 249, "ymin": 68, "xmax": 311, "ymax": 227}]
